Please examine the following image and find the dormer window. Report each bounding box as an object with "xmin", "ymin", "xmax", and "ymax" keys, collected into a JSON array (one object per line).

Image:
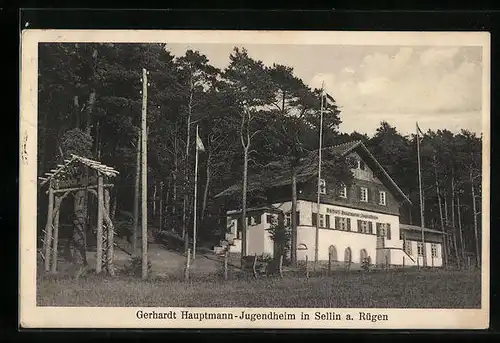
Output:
[
  {"xmin": 358, "ymin": 160, "xmax": 366, "ymax": 171},
  {"xmin": 339, "ymin": 183, "xmax": 347, "ymax": 198},
  {"xmin": 379, "ymin": 191, "xmax": 387, "ymax": 206},
  {"xmin": 319, "ymin": 179, "xmax": 326, "ymax": 194},
  {"xmin": 360, "ymin": 187, "xmax": 368, "ymax": 202}
]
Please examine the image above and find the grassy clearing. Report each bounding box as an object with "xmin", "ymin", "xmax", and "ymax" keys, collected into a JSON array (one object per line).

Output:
[{"xmin": 37, "ymin": 268, "xmax": 481, "ymax": 308}]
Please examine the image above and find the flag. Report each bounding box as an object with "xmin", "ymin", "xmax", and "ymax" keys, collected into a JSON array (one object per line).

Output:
[
  {"xmin": 196, "ymin": 129, "xmax": 205, "ymax": 152},
  {"xmin": 416, "ymin": 122, "xmax": 425, "ymax": 143},
  {"xmin": 416, "ymin": 122, "xmax": 425, "ymax": 136}
]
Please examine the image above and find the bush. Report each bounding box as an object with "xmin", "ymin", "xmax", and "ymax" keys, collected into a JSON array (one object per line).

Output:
[
  {"xmin": 123, "ymin": 256, "xmax": 152, "ymax": 277},
  {"xmin": 266, "ymin": 221, "xmax": 291, "ymax": 261},
  {"xmin": 361, "ymin": 256, "xmax": 372, "ymax": 272}
]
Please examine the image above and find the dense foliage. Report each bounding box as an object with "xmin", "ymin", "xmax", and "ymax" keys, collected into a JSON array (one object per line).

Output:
[{"xmin": 37, "ymin": 43, "xmax": 483, "ymax": 268}]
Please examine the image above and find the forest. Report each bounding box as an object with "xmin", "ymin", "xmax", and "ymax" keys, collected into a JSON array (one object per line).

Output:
[{"xmin": 37, "ymin": 43, "xmax": 483, "ymax": 269}]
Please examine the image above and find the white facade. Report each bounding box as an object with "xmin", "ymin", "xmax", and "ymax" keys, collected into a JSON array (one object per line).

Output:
[{"xmin": 223, "ymin": 200, "xmax": 443, "ymax": 268}]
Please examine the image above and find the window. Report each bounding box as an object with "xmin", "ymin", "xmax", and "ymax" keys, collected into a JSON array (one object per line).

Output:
[
  {"xmin": 319, "ymin": 179, "xmax": 326, "ymax": 194},
  {"xmin": 325, "ymin": 214, "xmax": 330, "ymax": 228},
  {"xmin": 379, "ymin": 191, "xmax": 387, "ymax": 206},
  {"xmin": 417, "ymin": 242, "xmax": 424, "ymax": 257},
  {"xmin": 248, "ymin": 216, "xmax": 260, "ymax": 225},
  {"xmin": 404, "ymin": 241, "xmax": 412, "ymax": 255},
  {"xmin": 431, "ymin": 244, "xmax": 438, "ymax": 258},
  {"xmin": 266, "ymin": 215, "xmax": 272, "ymax": 224},
  {"xmin": 376, "ymin": 223, "xmax": 391, "ymax": 239},
  {"xmin": 360, "ymin": 187, "xmax": 368, "ymax": 202},
  {"xmin": 285, "ymin": 212, "xmax": 291, "ymax": 226},
  {"xmin": 319, "ymin": 214, "xmax": 325, "ymax": 228},
  {"xmin": 358, "ymin": 160, "xmax": 366, "ymax": 171},
  {"xmin": 358, "ymin": 220, "xmax": 371, "ymax": 234},
  {"xmin": 335, "ymin": 217, "xmax": 351, "ymax": 231},
  {"xmin": 312, "ymin": 212, "xmax": 317, "ymax": 226},
  {"xmin": 328, "ymin": 245, "xmax": 337, "ymax": 261},
  {"xmin": 339, "ymin": 183, "xmax": 347, "ymax": 198}
]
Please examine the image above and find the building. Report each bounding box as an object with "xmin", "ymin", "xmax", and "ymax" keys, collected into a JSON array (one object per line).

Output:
[{"xmin": 214, "ymin": 141, "xmax": 446, "ymax": 268}]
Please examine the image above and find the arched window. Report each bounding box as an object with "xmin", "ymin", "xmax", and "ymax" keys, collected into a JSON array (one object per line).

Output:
[
  {"xmin": 328, "ymin": 245, "xmax": 337, "ymax": 261},
  {"xmin": 360, "ymin": 249, "xmax": 368, "ymax": 262},
  {"xmin": 344, "ymin": 247, "xmax": 352, "ymax": 263}
]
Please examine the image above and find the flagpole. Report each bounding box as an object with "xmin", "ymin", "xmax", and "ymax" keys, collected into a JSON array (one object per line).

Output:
[
  {"xmin": 193, "ymin": 125, "xmax": 200, "ymax": 260},
  {"xmin": 314, "ymin": 82, "xmax": 325, "ymax": 268},
  {"xmin": 416, "ymin": 122, "xmax": 426, "ymax": 267}
]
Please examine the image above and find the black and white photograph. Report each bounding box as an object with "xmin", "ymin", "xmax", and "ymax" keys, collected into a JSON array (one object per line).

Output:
[{"xmin": 19, "ymin": 30, "xmax": 490, "ymax": 329}]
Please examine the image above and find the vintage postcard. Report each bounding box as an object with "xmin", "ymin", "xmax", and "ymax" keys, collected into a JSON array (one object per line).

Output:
[{"xmin": 19, "ymin": 30, "xmax": 490, "ymax": 329}]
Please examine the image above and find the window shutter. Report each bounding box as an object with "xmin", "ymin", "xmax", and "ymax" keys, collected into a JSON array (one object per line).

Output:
[
  {"xmin": 386, "ymin": 224, "xmax": 391, "ymax": 240},
  {"xmin": 358, "ymin": 186, "xmax": 362, "ymax": 200},
  {"xmin": 266, "ymin": 215, "xmax": 272, "ymax": 224},
  {"xmin": 326, "ymin": 215, "xmax": 330, "ymax": 228},
  {"xmin": 312, "ymin": 213, "xmax": 317, "ymax": 226},
  {"xmin": 296, "ymin": 211, "xmax": 300, "ymax": 225},
  {"xmin": 335, "ymin": 217, "xmax": 339, "ymax": 229},
  {"xmin": 347, "ymin": 218, "xmax": 351, "ymax": 231},
  {"xmin": 357, "ymin": 220, "xmax": 361, "ymax": 232},
  {"xmin": 376, "ymin": 223, "xmax": 380, "ymax": 236},
  {"xmin": 368, "ymin": 222, "xmax": 373, "ymax": 234}
]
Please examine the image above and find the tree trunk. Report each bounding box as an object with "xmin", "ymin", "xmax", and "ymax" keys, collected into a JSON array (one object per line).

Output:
[
  {"xmin": 132, "ymin": 131, "xmax": 140, "ymax": 256},
  {"xmin": 457, "ymin": 194, "xmax": 465, "ymax": 263},
  {"xmin": 172, "ymin": 128, "xmax": 179, "ymax": 232},
  {"xmin": 201, "ymin": 149, "xmax": 211, "ymax": 223},
  {"xmin": 290, "ymin": 165, "xmax": 298, "ymax": 265},
  {"xmin": 433, "ymin": 161, "xmax": 447, "ymax": 267},
  {"xmin": 153, "ymin": 182, "xmax": 157, "ymax": 220},
  {"xmin": 471, "ymin": 171, "xmax": 480, "ymax": 268},
  {"xmin": 72, "ymin": 190, "xmax": 88, "ymax": 268},
  {"xmin": 241, "ymin": 146, "xmax": 248, "ymax": 258},
  {"xmin": 183, "ymin": 76, "xmax": 194, "ymax": 252}
]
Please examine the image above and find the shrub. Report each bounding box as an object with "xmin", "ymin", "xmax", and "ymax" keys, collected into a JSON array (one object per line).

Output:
[
  {"xmin": 123, "ymin": 256, "xmax": 152, "ymax": 277},
  {"xmin": 266, "ymin": 221, "xmax": 291, "ymax": 262},
  {"xmin": 361, "ymin": 256, "xmax": 372, "ymax": 272}
]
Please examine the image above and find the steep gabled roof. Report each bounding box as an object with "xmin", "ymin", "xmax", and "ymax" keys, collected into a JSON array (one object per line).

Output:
[{"xmin": 215, "ymin": 140, "xmax": 411, "ymax": 205}]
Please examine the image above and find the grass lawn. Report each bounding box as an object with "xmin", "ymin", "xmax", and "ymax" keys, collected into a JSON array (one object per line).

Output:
[{"xmin": 37, "ymin": 268, "xmax": 481, "ymax": 308}]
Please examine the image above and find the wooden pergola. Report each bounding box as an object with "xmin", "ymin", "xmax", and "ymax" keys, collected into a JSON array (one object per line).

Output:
[{"xmin": 39, "ymin": 154, "xmax": 119, "ymax": 275}]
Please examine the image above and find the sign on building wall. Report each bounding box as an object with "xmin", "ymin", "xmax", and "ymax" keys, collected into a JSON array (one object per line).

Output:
[{"xmin": 326, "ymin": 207, "xmax": 379, "ymax": 220}]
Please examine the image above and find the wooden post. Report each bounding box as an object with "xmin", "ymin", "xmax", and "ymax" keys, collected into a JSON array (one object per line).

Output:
[
  {"xmin": 50, "ymin": 196, "xmax": 62, "ymax": 273},
  {"xmin": 252, "ymin": 253, "xmax": 258, "ymax": 279},
  {"xmin": 96, "ymin": 175, "xmax": 104, "ymax": 274},
  {"xmin": 305, "ymin": 255, "xmax": 309, "ymax": 279},
  {"xmin": 43, "ymin": 185, "xmax": 55, "ymax": 272},
  {"xmin": 224, "ymin": 250, "xmax": 229, "ymax": 281},
  {"xmin": 279, "ymin": 255, "xmax": 284, "ymax": 279},
  {"xmin": 132, "ymin": 130, "xmax": 141, "ymax": 256},
  {"xmin": 159, "ymin": 181, "xmax": 163, "ymax": 232},
  {"xmin": 141, "ymin": 68, "xmax": 148, "ymax": 280},
  {"xmin": 105, "ymin": 188, "xmax": 114, "ymax": 276},
  {"xmin": 403, "ymin": 256, "xmax": 405, "ymax": 269},
  {"xmin": 328, "ymin": 252, "xmax": 332, "ymax": 276},
  {"xmin": 417, "ymin": 255, "xmax": 420, "ymax": 270},
  {"xmin": 184, "ymin": 248, "xmax": 191, "ymax": 281}
]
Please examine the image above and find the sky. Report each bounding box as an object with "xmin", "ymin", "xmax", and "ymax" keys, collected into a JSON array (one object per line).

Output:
[{"xmin": 166, "ymin": 43, "xmax": 484, "ymax": 137}]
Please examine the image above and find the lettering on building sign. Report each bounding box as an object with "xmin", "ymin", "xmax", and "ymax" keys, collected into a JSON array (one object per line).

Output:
[{"xmin": 326, "ymin": 208, "xmax": 378, "ymax": 220}]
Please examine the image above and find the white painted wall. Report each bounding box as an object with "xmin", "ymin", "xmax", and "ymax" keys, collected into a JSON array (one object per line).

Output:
[
  {"xmin": 296, "ymin": 226, "xmax": 377, "ymax": 262},
  {"xmin": 404, "ymin": 240, "xmax": 443, "ymax": 267}
]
